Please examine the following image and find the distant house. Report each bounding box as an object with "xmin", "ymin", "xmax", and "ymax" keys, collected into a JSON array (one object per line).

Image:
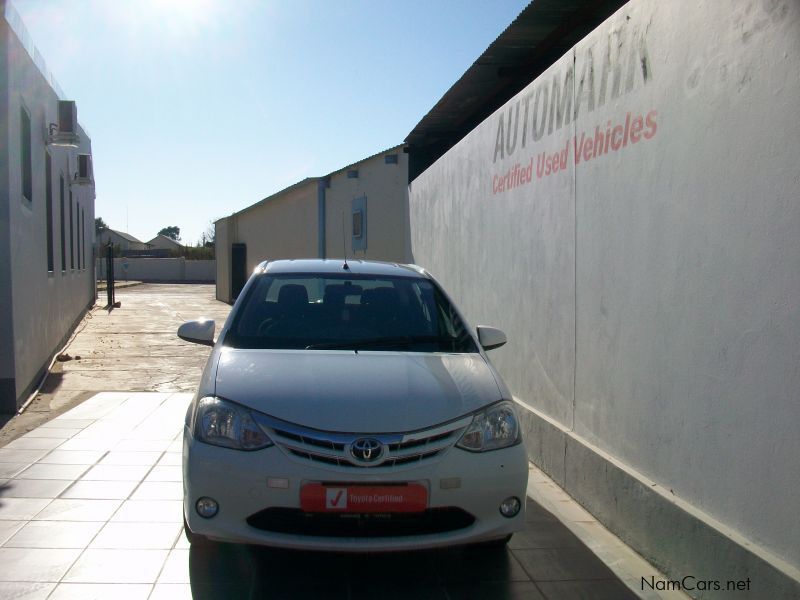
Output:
[
  {"xmin": 146, "ymin": 234, "xmax": 182, "ymax": 252},
  {"xmin": 97, "ymin": 228, "xmax": 149, "ymax": 251}
]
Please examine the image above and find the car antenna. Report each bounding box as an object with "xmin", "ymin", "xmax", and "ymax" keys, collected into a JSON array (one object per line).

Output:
[{"xmin": 341, "ymin": 212, "xmax": 350, "ymax": 270}]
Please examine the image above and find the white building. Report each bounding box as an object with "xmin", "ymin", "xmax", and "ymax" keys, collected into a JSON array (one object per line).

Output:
[
  {"xmin": 146, "ymin": 234, "xmax": 182, "ymax": 252},
  {"xmin": 215, "ymin": 145, "xmax": 409, "ymax": 303},
  {"xmin": 97, "ymin": 228, "xmax": 148, "ymax": 252},
  {"xmin": 408, "ymin": 0, "xmax": 800, "ymax": 596},
  {"xmin": 0, "ymin": 1, "xmax": 96, "ymax": 413}
]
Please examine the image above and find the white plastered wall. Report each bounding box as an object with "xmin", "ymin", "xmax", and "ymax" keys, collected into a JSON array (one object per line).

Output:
[
  {"xmin": 324, "ymin": 149, "xmax": 410, "ymax": 263},
  {"xmin": 232, "ymin": 182, "xmax": 319, "ymax": 273},
  {"xmin": 409, "ymin": 0, "xmax": 800, "ymax": 589},
  {"xmin": 4, "ymin": 20, "xmax": 96, "ymax": 410},
  {"xmin": 0, "ymin": 17, "xmax": 14, "ymax": 404}
]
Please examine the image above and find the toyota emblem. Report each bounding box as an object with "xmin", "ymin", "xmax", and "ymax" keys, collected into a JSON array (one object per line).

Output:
[{"xmin": 349, "ymin": 438, "xmax": 385, "ymax": 465}]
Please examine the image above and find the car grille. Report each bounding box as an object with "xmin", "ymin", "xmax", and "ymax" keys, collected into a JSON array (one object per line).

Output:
[
  {"xmin": 246, "ymin": 507, "xmax": 475, "ymax": 537},
  {"xmin": 251, "ymin": 413, "xmax": 472, "ymax": 469}
]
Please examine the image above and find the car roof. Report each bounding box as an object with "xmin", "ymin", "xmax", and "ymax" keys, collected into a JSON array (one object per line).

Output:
[{"xmin": 256, "ymin": 259, "xmax": 428, "ymax": 279}]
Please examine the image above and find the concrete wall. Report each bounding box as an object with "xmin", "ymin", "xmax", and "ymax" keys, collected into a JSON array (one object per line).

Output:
[
  {"xmin": 409, "ymin": 0, "xmax": 800, "ymax": 595},
  {"xmin": 0, "ymin": 13, "xmax": 14, "ymax": 406},
  {"xmin": 1, "ymin": 7, "xmax": 96, "ymax": 412},
  {"xmin": 324, "ymin": 150, "xmax": 410, "ymax": 262},
  {"xmin": 96, "ymin": 258, "xmax": 215, "ymax": 283},
  {"xmin": 235, "ymin": 182, "xmax": 319, "ymax": 271},
  {"xmin": 185, "ymin": 260, "xmax": 215, "ymax": 282},
  {"xmin": 214, "ymin": 217, "xmax": 233, "ymax": 302},
  {"xmin": 212, "ymin": 182, "xmax": 317, "ymax": 303}
]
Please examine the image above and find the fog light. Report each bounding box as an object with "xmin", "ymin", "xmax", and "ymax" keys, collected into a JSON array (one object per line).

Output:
[
  {"xmin": 499, "ymin": 496, "xmax": 521, "ymax": 518},
  {"xmin": 195, "ymin": 497, "xmax": 218, "ymax": 518}
]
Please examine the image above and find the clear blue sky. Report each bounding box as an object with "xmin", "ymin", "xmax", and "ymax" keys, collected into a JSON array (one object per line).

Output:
[{"xmin": 13, "ymin": 0, "xmax": 529, "ymax": 245}]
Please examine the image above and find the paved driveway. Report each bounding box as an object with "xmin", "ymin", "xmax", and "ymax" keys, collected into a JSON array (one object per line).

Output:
[
  {"xmin": 0, "ymin": 285, "xmax": 640, "ymax": 599},
  {"xmin": 0, "ymin": 284, "xmax": 232, "ymax": 446},
  {"xmin": 47, "ymin": 283, "xmax": 232, "ymax": 396}
]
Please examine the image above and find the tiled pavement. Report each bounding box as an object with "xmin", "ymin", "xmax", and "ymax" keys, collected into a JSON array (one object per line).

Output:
[{"xmin": 0, "ymin": 392, "xmax": 638, "ymax": 599}]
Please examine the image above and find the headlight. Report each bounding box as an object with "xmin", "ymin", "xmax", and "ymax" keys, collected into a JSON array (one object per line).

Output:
[
  {"xmin": 194, "ymin": 397, "xmax": 273, "ymax": 451},
  {"xmin": 456, "ymin": 400, "xmax": 520, "ymax": 452}
]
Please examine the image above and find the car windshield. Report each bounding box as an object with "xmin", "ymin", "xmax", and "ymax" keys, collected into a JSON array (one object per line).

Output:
[{"xmin": 225, "ymin": 272, "xmax": 478, "ymax": 352}]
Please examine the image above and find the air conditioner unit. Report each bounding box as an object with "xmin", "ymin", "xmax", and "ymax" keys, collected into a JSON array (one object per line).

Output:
[
  {"xmin": 59, "ymin": 101, "xmax": 77, "ymax": 133},
  {"xmin": 48, "ymin": 100, "xmax": 80, "ymax": 147},
  {"xmin": 74, "ymin": 154, "xmax": 93, "ymax": 184}
]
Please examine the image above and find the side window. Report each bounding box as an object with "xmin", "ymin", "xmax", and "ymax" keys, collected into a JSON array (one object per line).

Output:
[
  {"xmin": 265, "ymin": 279, "xmax": 313, "ymax": 302},
  {"xmin": 434, "ymin": 290, "xmax": 469, "ymax": 342},
  {"xmin": 76, "ymin": 202, "xmax": 81, "ymax": 270},
  {"xmin": 45, "ymin": 152, "xmax": 54, "ymax": 272},
  {"xmin": 69, "ymin": 190, "xmax": 74, "ymax": 269},
  {"xmin": 235, "ymin": 276, "xmax": 276, "ymax": 334},
  {"xmin": 352, "ymin": 196, "xmax": 367, "ymax": 252},
  {"xmin": 81, "ymin": 208, "xmax": 86, "ymax": 269},
  {"xmin": 59, "ymin": 174, "xmax": 66, "ymax": 272},
  {"xmin": 21, "ymin": 106, "xmax": 32, "ymax": 202},
  {"xmin": 411, "ymin": 282, "xmax": 433, "ymax": 325}
]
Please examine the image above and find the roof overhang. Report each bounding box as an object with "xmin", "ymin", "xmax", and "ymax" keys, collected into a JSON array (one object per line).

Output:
[{"xmin": 404, "ymin": 0, "xmax": 629, "ymax": 181}]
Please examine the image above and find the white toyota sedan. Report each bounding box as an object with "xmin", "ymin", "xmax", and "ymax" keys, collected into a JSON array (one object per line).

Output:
[{"xmin": 178, "ymin": 259, "xmax": 528, "ymax": 551}]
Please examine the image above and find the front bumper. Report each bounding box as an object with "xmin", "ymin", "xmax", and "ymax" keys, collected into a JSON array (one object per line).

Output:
[{"xmin": 183, "ymin": 427, "xmax": 528, "ymax": 551}]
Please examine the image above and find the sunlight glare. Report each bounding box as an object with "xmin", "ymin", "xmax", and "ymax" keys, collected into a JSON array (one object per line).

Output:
[
  {"xmin": 95, "ymin": 0, "xmax": 222, "ymax": 44},
  {"xmin": 144, "ymin": 0, "xmax": 217, "ymax": 36}
]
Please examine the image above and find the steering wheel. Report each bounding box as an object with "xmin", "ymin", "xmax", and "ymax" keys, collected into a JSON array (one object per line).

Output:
[
  {"xmin": 259, "ymin": 316, "xmax": 306, "ymax": 338},
  {"xmin": 256, "ymin": 318, "xmax": 276, "ymax": 336}
]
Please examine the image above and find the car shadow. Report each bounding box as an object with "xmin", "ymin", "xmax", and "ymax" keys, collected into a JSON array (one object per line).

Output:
[
  {"xmin": 188, "ymin": 540, "xmax": 520, "ymax": 599},
  {"xmin": 0, "ymin": 481, "xmax": 11, "ymax": 507}
]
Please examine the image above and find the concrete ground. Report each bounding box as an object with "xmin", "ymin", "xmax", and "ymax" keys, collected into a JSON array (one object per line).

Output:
[
  {"xmin": 0, "ymin": 284, "xmax": 231, "ymax": 447},
  {"xmin": 0, "ymin": 284, "xmax": 679, "ymax": 599},
  {"xmin": 0, "ymin": 391, "xmax": 642, "ymax": 599}
]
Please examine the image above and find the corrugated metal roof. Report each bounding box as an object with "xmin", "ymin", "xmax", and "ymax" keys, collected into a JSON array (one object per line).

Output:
[{"xmin": 405, "ymin": 0, "xmax": 629, "ymax": 181}]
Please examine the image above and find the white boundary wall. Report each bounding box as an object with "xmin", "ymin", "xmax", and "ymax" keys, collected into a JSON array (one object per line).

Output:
[
  {"xmin": 96, "ymin": 258, "xmax": 215, "ymax": 283},
  {"xmin": 409, "ymin": 0, "xmax": 799, "ymax": 597}
]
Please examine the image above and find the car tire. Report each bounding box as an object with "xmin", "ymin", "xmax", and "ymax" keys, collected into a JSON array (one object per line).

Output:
[{"xmin": 184, "ymin": 516, "xmax": 211, "ymax": 546}]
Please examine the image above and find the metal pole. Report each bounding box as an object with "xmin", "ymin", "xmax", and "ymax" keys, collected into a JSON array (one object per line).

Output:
[{"xmin": 106, "ymin": 243, "xmax": 115, "ymax": 308}]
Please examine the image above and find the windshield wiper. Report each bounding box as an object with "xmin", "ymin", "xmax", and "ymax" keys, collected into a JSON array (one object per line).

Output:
[{"xmin": 305, "ymin": 335, "xmax": 455, "ymax": 350}]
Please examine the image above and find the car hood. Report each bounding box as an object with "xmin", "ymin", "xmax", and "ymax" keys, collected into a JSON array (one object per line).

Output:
[{"xmin": 213, "ymin": 349, "xmax": 503, "ymax": 432}]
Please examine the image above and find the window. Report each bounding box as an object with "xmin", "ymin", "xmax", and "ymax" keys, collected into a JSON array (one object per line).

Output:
[
  {"xmin": 45, "ymin": 152, "xmax": 54, "ymax": 272},
  {"xmin": 81, "ymin": 208, "xmax": 86, "ymax": 270},
  {"xmin": 21, "ymin": 107, "xmax": 32, "ymax": 201},
  {"xmin": 69, "ymin": 190, "xmax": 74, "ymax": 270},
  {"xmin": 76, "ymin": 202, "xmax": 81, "ymax": 269},
  {"xmin": 227, "ymin": 273, "xmax": 478, "ymax": 353},
  {"xmin": 351, "ymin": 196, "xmax": 367, "ymax": 251},
  {"xmin": 60, "ymin": 175, "xmax": 66, "ymax": 271}
]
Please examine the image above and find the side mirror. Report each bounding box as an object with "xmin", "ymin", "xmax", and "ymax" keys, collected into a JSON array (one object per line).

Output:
[
  {"xmin": 476, "ymin": 326, "xmax": 506, "ymax": 351},
  {"xmin": 178, "ymin": 320, "xmax": 216, "ymax": 347}
]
